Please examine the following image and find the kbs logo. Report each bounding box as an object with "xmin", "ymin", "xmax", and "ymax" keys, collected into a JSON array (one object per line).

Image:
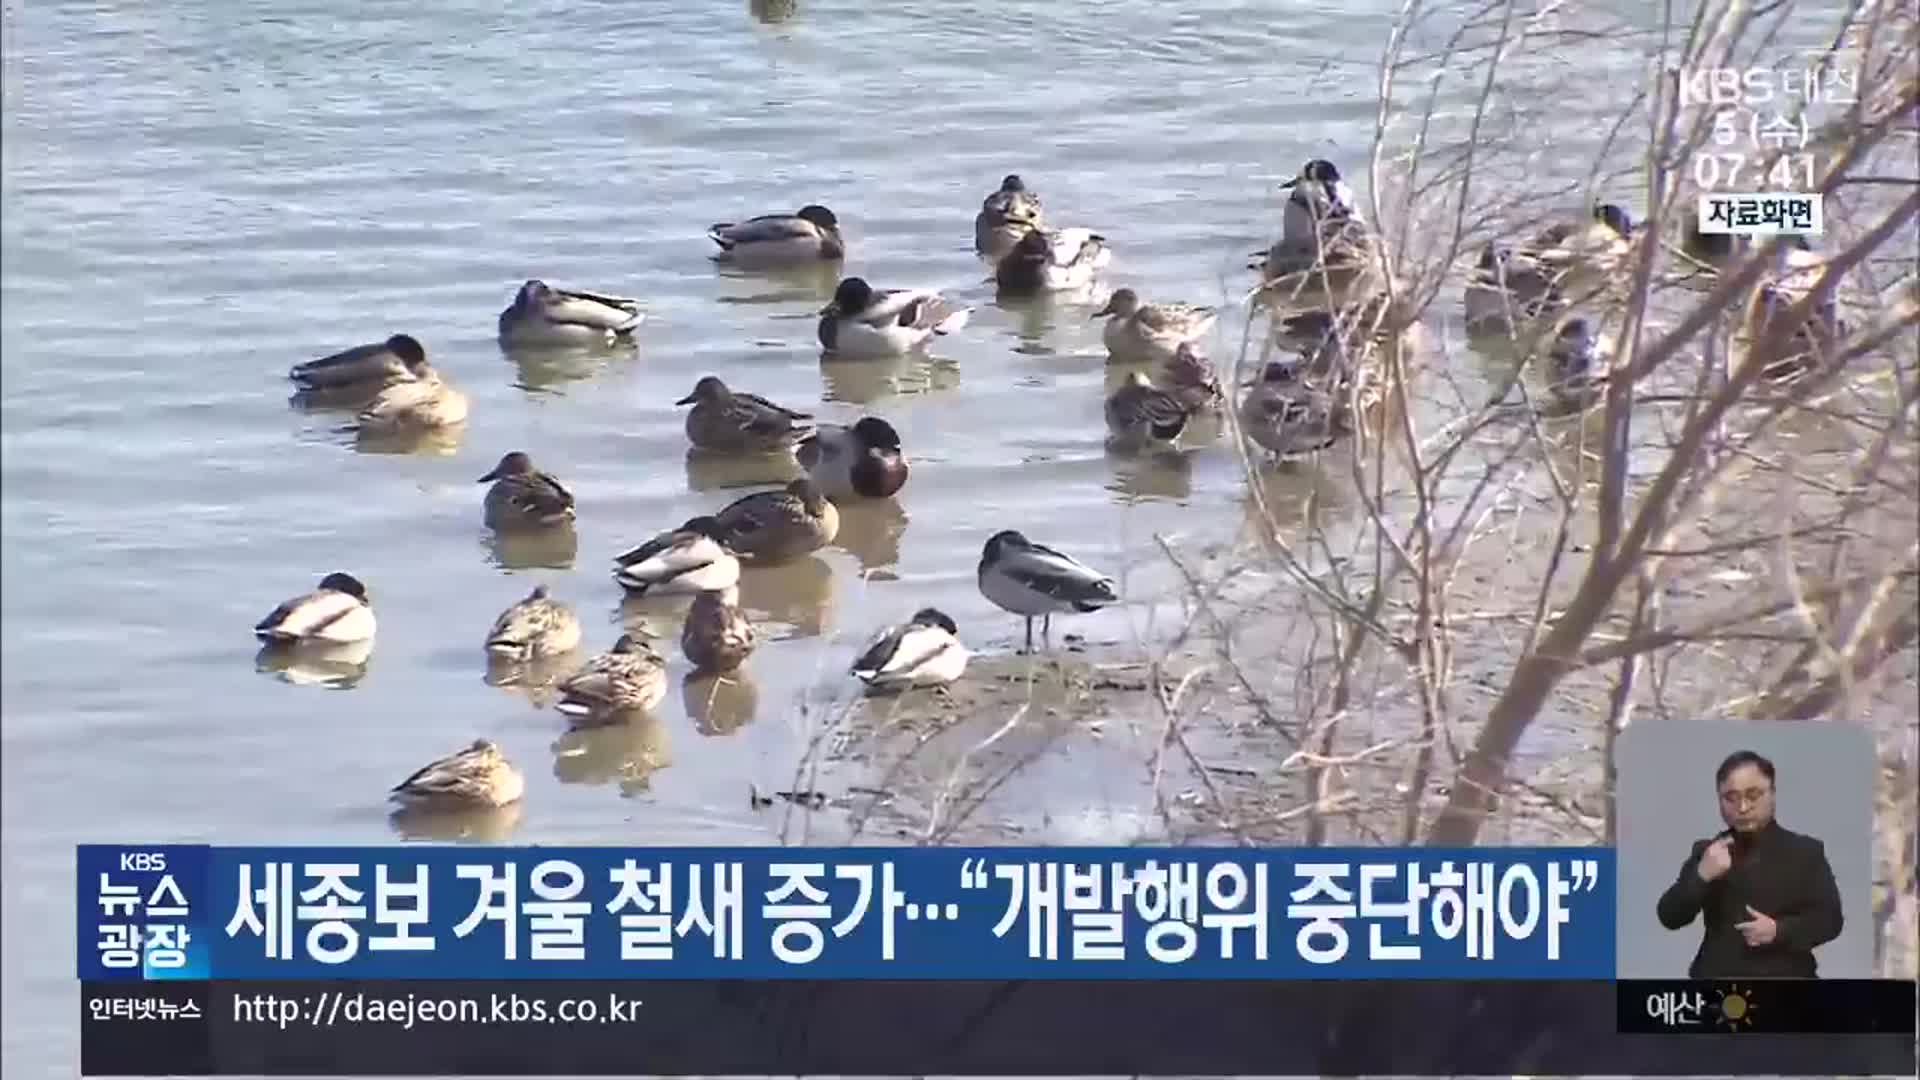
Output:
[{"xmin": 119, "ymin": 852, "xmax": 168, "ymax": 872}]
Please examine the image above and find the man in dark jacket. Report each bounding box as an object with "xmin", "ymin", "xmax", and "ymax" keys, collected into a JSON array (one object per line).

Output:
[{"xmin": 1655, "ymin": 749, "xmax": 1844, "ymax": 978}]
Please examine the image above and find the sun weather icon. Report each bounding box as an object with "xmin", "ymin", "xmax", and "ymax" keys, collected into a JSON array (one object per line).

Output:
[{"xmin": 1715, "ymin": 985, "xmax": 1756, "ymax": 1031}]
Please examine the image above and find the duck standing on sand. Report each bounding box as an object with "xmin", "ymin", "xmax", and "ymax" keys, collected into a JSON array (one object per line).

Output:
[
  {"xmin": 289, "ymin": 334, "xmax": 427, "ymax": 393},
  {"xmin": 675, "ymin": 376, "xmax": 815, "ymax": 455},
  {"xmin": 851, "ymin": 607, "xmax": 970, "ymax": 693},
  {"xmin": 995, "ymin": 226, "xmax": 1112, "ymax": 296},
  {"xmin": 484, "ymin": 584, "xmax": 583, "ymax": 661},
  {"xmin": 977, "ymin": 530, "xmax": 1119, "ymax": 652},
  {"xmin": 681, "ymin": 586, "xmax": 757, "ymax": 675},
  {"xmin": 612, "ymin": 516, "xmax": 741, "ymax": 596},
  {"xmin": 1093, "ymin": 288, "xmax": 1218, "ymax": 366},
  {"xmin": 555, "ymin": 634, "xmax": 669, "ymax": 725},
  {"xmin": 975, "ymin": 175, "xmax": 1046, "ymax": 259},
  {"xmin": 797, "ymin": 417, "xmax": 909, "ymax": 500},
  {"xmin": 477, "ymin": 451, "xmax": 575, "ymax": 531},
  {"xmin": 255, "ymin": 572, "xmax": 376, "ymax": 645},
  {"xmin": 496, "ymin": 280, "xmax": 645, "ymax": 349},
  {"xmin": 391, "ymin": 738, "xmax": 525, "ymax": 809},
  {"xmin": 712, "ymin": 478, "xmax": 840, "ymax": 563},
  {"xmin": 708, "ymin": 205, "xmax": 845, "ymax": 265},
  {"xmin": 817, "ymin": 277, "xmax": 972, "ymax": 359}
]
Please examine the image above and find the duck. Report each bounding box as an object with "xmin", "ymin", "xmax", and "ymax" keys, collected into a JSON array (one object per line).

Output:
[
  {"xmin": 707, "ymin": 205, "xmax": 845, "ymax": 264},
  {"xmin": 712, "ymin": 478, "xmax": 840, "ymax": 563},
  {"xmin": 994, "ymin": 226, "xmax": 1112, "ymax": 296},
  {"xmin": 484, "ymin": 584, "xmax": 583, "ymax": 661},
  {"xmin": 1745, "ymin": 281, "xmax": 1845, "ymax": 384},
  {"xmin": 496, "ymin": 280, "xmax": 645, "ymax": 349},
  {"xmin": 289, "ymin": 334, "xmax": 427, "ymax": 392},
  {"xmin": 1257, "ymin": 159, "xmax": 1376, "ymax": 282},
  {"xmin": 477, "ymin": 451, "xmax": 575, "ymax": 530},
  {"xmin": 390, "ymin": 738, "xmax": 525, "ymax": 809},
  {"xmin": 975, "ymin": 175, "xmax": 1047, "ymax": 259},
  {"xmin": 818, "ymin": 277, "xmax": 972, "ymax": 359},
  {"xmin": 977, "ymin": 529, "xmax": 1119, "ymax": 652},
  {"xmin": 675, "ymin": 375, "xmax": 815, "ymax": 454},
  {"xmin": 851, "ymin": 607, "xmax": 970, "ymax": 693},
  {"xmin": 555, "ymin": 634, "xmax": 669, "ymax": 724},
  {"xmin": 254, "ymin": 572, "xmax": 376, "ymax": 645},
  {"xmin": 1463, "ymin": 241, "xmax": 1567, "ymax": 331},
  {"xmin": 1238, "ymin": 360, "xmax": 1351, "ymax": 459},
  {"xmin": 796, "ymin": 416, "xmax": 909, "ymax": 500},
  {"xmin": 1544, "ymin": 317, "xmax": 1612, "ymax": 411},
  {"xmin": 1105, "ymin": 370, "xmax": 1193, "ymax": 448},
  {"xmin": 356, "ymin": 356, "xmax": 468, "ymax": 432},
  {"xmin": 1161, "ymin": 342, "xmax": 1227, "ymax": 414},
  {"xmin": 680, "ymin": 585, "xmax": 758, "ymax": 675},
  {"xmin": 1518, "ymin": 203, "xmax": 1635, "ymax": 287},
  {"xmin": 1092, "ymin": 287, "xmax": 1218, "ymax": 365},
  {"xmin": 612, "ymin": 516, "xmax": 741, "ymax": 595}
]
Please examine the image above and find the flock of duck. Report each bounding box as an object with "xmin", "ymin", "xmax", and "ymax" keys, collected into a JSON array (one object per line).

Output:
[{"xmin": 251, "ymin": 158, "xmax": 1852, "ymax": 816}]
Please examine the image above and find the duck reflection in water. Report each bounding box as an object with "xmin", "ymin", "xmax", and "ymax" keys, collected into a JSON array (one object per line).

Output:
[
  {"xmin": 388, "ymin": 800, "xmax": 523, "ymax": 843},
  {"xmin": 352, "ymin": 422, "xmax": 466, "ymax": 458},
  {"xmin": 736, "ymin": 554, "xmax": 836, "ymax": 639},
  {"xmin": 827, "ymin": 497, "xmax": 909, "ymax": 573},
  {"xmin": 1105, "ymin": 444, "xmax": 1194, "ymax": 502},
  {"xmin": 682, "ymin": 669, "xmax": 760, "ymax": 737},
  {"xmin": 500, "ymin": 342, "xmax": 633, "ymax": 394},
  {"xmin": 254, "ymin": 638, "xmax": 374, "ymax": 689},
  {"xmin": 683, "ymin": 448, "xmax": 802, "ymax": 495},
  {"xmin": 749, "ymin": 0, "xmax": 797, "ymax": 25},
  {"xmin": 482, "ymin": 523, "xmax": 579, "ymax": 571},
  {"xmin": 1241, "ymin": 454, "xmax": 1346, "ymax": 549},
  {"xmin": 483, "ymin": 650, "xmax": 580, "ymax": 710},
  {"xmin": 550, "ymin": 716, "xmax": 672, "ymax": 797}
]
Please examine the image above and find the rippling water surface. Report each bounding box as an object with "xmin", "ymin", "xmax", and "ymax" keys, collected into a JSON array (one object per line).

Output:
[{"xmin": 1, "ymin": 0, "xmax": 1869, "ymax": 1069}]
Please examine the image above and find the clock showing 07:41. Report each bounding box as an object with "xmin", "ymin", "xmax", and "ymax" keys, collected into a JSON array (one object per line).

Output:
[{"xmin": 1692, "ymin": 152, "xmax": 1821, "ymax": 191}]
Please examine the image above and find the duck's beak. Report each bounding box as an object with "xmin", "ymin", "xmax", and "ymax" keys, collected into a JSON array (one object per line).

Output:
[
  {"xmin": 1279, "ymin": 177, "xmax": 1300, "ymax": 189},
  {"xmin": 477, "ymin": 467, "xmax": 500, "ymax": 483},
  {"xmin": 674, "ymin": 392, "xmax": 698, "ymax": 405},
  {"xmin": 1089, "ymin": 301, "xmax": 1113, "ymax": 319},
  {"xmin": 818, "ymin": 302, "xmax": 839, "ymax": 317}
]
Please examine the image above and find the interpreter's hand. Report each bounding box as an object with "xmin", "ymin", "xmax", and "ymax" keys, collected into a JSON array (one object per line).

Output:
[
  {"xmin": 1696, "ymin": 836, "xmax": 1734, "ymax": 882},
  {"xmin": 1735, "ymin": 905, "xmax": 1778, "ymax": 947}
]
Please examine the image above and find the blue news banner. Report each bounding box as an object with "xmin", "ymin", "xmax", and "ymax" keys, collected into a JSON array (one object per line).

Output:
[{"xmin": 76, "ymin": 845, "xmax": 1916, "ymax": 1077}]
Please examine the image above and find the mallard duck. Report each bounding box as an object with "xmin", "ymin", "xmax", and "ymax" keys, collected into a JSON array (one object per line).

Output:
[
  {"xmin": 851, "ymin": 607, "xmax": 970, "ymax": 693},
  {"xmin": 796, "ymin": 416, "xmax": 909, "ymax": 499},
  {"xmin": 675, "ymin": 375, "xmax": 815, "ymax": 454},
  {"xmin": 254, "ymin": 572, "xmax": 376, "ymax": 645},
  {"xmin": 975, "ymin": 175, "xmax": 1046, "ymax": 259},
  {"xmin": 1105, "ymin": 370, "xmax": 1193, "ymax": 448},
  {"xmin": 1463, "ymin": 241, "xmax": 1567, "ymax": 331},
  {"xmin": 1520, "ymin": 203, "xmax": 1634, "ymax": 284},
  {"xmin": 712, "ymin": 478, "xmax": 840, "ymax": 563},
  {"xmin": 477, "ymin": 451, "xmax": 575, "ymax": 530},
  {"xmin": 708, "ymin": 205, "xmax": 845, "ymax": 264},
  {"xmin": 1745, "ymin": 282, "xmax": 1846, "ymax": 384},
  {"xmin": 496, "ymin": 280, "xmax": 645, "ymax": 348},
  {"xmin": 681, "ymin": 585, "xmax": 757, "ymax": 675},
  {"xmin": 391, "ymin": 738, "xmax": 526, "ymax": 809},
  {"xmin": 612, "ymin": 516, "xmax": 741, "ymax": 595},
  {"xmin": 977, "ymin": 529, "xmax": 1119, "ymax": 652},
  {"xmin": 818, "ymin": 277, "xmax": 972, "ymax": 359},
  {"xmin": 995, "ymin": 226, "xmax": 1112, "ymax": 295},
  {"xmin": 1238, "ymin": 361, "xmax": 1350, "ymax": 459},
  {"xmin": 1092, "ymin": 288, "xmax": 1218, "ymax": 365},
  {"xmin": 1544, "ymin": 317, "xmax": 1611, "ymax": 411},
  {"xmin": 289, "ymin": 334, "xmax": 427, "ymax": 391},
  {"xmin": 556, "ymin": 634, "xmax": 668, "ymax": 724},
  {"xmin": 485, "ymin": 584, "xmax": 583, "ymax": 661},
  {"xmin": 1257, "ymin": 159, "xmax": 1376, "ymax": 283},
  {"xmin": 356, "ymin": 358, "xmax": 468, "ymax": 432},
  {"xmin": 1161, "ymin": 342, "xmax": 1227, "ymax": 413}
]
